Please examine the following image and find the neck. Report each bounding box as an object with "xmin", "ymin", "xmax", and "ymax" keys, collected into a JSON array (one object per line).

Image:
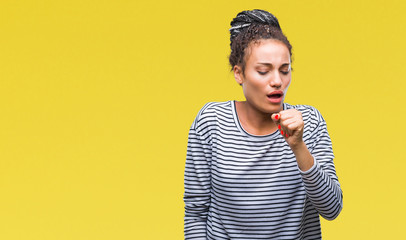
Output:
[{"xmin": 236, "ymin": 101, "xmax": 281, "ymax": 135}]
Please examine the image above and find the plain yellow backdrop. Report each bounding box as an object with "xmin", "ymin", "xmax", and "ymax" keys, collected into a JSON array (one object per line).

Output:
[{"xmin": 1, "ymin": 0, "xmax": 405, "ymax": 239}]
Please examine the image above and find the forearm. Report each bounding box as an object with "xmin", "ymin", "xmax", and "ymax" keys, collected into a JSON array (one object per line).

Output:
[
  {"xmin": 184, "ymin": 194, "xmax": 209, "ymax": 239},
  {"xmin": 291, "ymin": 141, "xmax": 314, "ymax": 172},
  {"xmin": 299, "ymin": 159, "xmax": 343, "ymax": 220},
  {"xmin": 184, "ymin": 161, "xmax": 210, "ymax": 239},
  {"xmin": 184, "ymin": 126, "xmax": 211, "ymax": 239},
  {"xmin": 292, "ymin": 141, "xmax": 342, "ymax": 220}
]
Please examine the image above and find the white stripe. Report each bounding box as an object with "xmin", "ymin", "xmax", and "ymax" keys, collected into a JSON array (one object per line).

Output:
[{"xmin": 229, "ymin": 23, "xmax": 251, "ymax": 31}]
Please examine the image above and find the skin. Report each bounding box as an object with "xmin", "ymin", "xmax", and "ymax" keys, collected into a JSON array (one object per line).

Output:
[{"xmin": 233, "ymin": 39, "xmax": 314, "ymax": 171}]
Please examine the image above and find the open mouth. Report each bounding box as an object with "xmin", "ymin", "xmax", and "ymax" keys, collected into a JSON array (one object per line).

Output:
[
  {"xmin": 267, "ymin": 93, "xmax": 283, "ymax": 99},
  {"xmin": 267, "ymin": 91, "xmax": 284, "ymax": 103}
]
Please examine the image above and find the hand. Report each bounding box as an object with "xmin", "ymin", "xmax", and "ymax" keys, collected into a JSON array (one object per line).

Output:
[{"xmin": 271, "ymin": 109, "xmax": 304, "ymax": 150}]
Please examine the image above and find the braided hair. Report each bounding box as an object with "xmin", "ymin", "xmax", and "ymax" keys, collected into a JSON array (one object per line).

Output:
[{"xmin": 229, "ymin": 9, "xmax": 292, "ymax": 74}]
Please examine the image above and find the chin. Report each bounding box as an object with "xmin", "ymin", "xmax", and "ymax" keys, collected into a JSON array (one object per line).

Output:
[
  {"xmin": 247, "ymin": 99, "xmax": 283, "ymax": 114},
  {"xmin": 264, "ymin": 103, "xmax": 283, "ymax": 114}
]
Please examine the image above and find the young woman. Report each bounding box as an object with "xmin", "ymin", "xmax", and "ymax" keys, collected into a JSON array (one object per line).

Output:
[{"xmin": 184, "ymin": 9, "xmax": 343, "ymax": 239}]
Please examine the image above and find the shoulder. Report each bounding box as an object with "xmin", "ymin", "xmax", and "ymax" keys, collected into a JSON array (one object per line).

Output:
[
  {"xmin": 191, "ymin": 101, "xmax": 233, "ymax": 130},
  {"xmin": 285, "ymin": 103, "xmax": 331, "ymax": 145}
]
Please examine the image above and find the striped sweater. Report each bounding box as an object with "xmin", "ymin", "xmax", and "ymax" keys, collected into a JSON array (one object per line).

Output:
[{"xmin": 184, "ymin": 101, "xmax": 343, "ymax": 239}]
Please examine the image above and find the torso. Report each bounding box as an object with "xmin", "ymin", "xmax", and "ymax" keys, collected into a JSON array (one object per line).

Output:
[{"xmin": 193, "ymin": 101, "xmax": 321, "ymax": 239}]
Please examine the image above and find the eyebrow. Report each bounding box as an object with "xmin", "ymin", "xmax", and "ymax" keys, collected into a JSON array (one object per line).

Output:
[{"xmin": 257, "ymin": 62, "xmax": 291, "ymax": 67}]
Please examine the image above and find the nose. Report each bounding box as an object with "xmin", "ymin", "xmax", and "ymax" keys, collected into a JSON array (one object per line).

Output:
[{"xmin": 270, "ymin": 72, "xmax": 282, "ymax": 88}]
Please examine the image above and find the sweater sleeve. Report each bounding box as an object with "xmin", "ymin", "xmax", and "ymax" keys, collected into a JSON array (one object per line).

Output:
[
  {"xmin": 183, "ymin": 120, "xmax": 212, "ymax": 239},
  {"xmin": 299, "ymin": 110, "xmax": 343, "ymax": 220}
]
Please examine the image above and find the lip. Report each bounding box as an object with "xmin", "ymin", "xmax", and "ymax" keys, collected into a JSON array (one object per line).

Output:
[{"xmin": 266, "ymin": 90, "xmax": 284, "ymax": 103}]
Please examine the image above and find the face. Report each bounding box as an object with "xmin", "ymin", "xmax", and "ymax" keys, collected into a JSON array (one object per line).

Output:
[{"xmin": 234, "ymin": 39, "xmax": 291, "ymax": 114}]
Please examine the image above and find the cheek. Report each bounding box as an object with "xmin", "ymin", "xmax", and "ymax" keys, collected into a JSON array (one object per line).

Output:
[
  {"xmin": 243, "ymin": 76, "xmax": 259, "ymax": 90},
  {"xmin": 283, "ymin": 78, "xmax": 291, "ymax": 92},
  {"xmin": 242, "ymin": 80, "xmax": 261, "ymax": 99},
  {"xmin": 284, "ymin": 77, "xmax": 291, "ymax": 87},
  {"xmin": 249, "ymin": 76, "xmax": 266, "ymax": 90}
]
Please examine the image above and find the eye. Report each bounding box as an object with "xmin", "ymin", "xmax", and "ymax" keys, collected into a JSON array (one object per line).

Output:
[
  {"xmin": 280, "ymin": 70, "xmax": 290, "ymax": 75},
  {"xmin": 258, "ymin": 71, "xmax": 268, "ymax": 75}
]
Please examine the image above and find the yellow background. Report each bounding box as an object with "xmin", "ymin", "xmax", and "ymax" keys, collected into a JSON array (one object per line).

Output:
[{"xmin": 1, "ymin": 0, "xmax": 405, "ymax": 239}]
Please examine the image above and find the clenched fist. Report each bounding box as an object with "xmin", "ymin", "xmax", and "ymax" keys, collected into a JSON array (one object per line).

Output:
[{"xmin": 271, "ymin": 109, "xmax": 304, "ymax": 150}]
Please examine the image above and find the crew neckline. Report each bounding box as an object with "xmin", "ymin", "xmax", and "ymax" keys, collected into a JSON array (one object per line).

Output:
[{"xmin": 231, "ymin": 100, "xmax": 286, "ymax": 140}]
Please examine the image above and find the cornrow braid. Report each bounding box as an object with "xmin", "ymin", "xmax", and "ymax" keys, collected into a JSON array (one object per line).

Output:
[
  {"xmin": 229, "ymin": 9, "xmax": 281, "ymax": 44},
  {"xmin": 229, "ymin": 9, "xmax": 292, "ymax": 74}
]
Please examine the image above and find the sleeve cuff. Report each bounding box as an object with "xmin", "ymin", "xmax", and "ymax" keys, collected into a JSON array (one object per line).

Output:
[{"xmin": 298, "ymin": 157, "xmax": 317, "ymax": 175}]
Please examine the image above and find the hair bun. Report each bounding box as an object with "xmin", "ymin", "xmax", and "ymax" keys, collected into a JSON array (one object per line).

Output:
[{"xmin": 229, "ymin": 9, "xmax": 281, "ymax": 42}]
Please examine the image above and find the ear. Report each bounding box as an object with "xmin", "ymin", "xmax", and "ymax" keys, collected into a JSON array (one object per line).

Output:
[{"xmin": 233, "ymin": 65, "xmax": 244, "ymax": 86}]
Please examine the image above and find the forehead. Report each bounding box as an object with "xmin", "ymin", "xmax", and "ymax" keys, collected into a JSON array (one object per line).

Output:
[{"xmin": 246, "ymin": 39, "xmax": 290, "ymax": 64}]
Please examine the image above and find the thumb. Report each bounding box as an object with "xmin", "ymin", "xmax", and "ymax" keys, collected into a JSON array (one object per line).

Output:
[{"xmin": 271, "ymin": 113, "xmax": 280, "ymax": 123}]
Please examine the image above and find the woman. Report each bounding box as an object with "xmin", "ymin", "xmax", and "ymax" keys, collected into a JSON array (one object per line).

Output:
[{"xmin": 184, "ymin": 9, "xmax": 343, "ymax": 239}]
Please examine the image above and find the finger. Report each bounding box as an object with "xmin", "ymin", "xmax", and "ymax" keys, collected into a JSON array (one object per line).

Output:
[
  {"xmin": 279, "ymin": 128, "xmax": 289, "ymax": 138},
  {"xmin": 271, "ymin": 113, "xmax": 281, "ymax": 123},
  {"xmin": 279, "ymin": 123, "xmax": 290, "ymax": 137},
  {"xmin": 285, "ymin": 121, "xmax": 303, "ymax": 136},
  {"xmin": 282, "ymin": 121, "xmax": 300, "ymax": 137},
  {"xmin": 276, "ymin": 114, "xmax": 289, "ymax": 137},
  {"xmin": 280, "ymin": 118, "xmax": 296, "ymax": 135},
  {"xmin": 281, "ymin": 117, "xmax": 296, "ymax": 127},
  {"xmin": 278, "ymin": 110, "xmax": 296, "ymax": 122},
  {"xmin": 280, "ymin": 128, "xmax": 289, "ymax": 137},
  {"xmin": 272, "ymin": 113, "xmax": 284, "ymax": 134},
  {"xmin": 275, "ymin": 111, "xmax": 296, "ymax": 137},
  {"xmin": 279, "ymin": 110, "xmax": 302, "ymax": 135}
]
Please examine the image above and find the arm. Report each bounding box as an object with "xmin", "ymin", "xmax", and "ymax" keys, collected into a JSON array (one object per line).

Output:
[
  {"xmin": 184, "ymin": 124, "xmax": 212, "ymax": 239},
  {"xmin": 299, "ymin": 119, "xmax": 343, "ymax": 220},
  {"xmin": 272, "ymin": 109, "xmax": 343, "ymax": 220}
]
